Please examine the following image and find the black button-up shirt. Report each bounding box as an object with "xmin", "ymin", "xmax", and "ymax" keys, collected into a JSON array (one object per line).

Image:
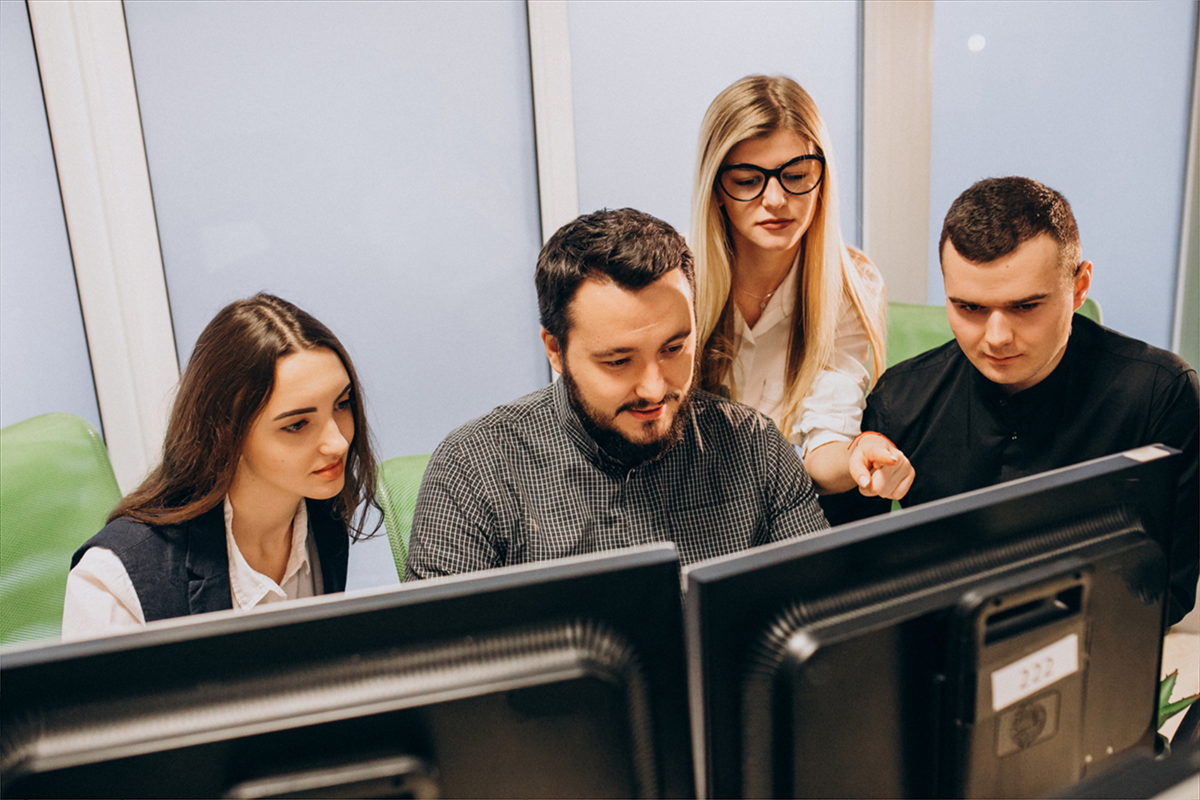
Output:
[
  {"xmin": 406, "ymin": 380, "xmax": 829, "ymax": 579},
  {"xmin": 826, "ymin": 316, "xmax": 1199, "ymax": 624}
]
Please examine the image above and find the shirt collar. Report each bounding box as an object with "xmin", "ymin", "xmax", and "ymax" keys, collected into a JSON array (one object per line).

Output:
[
  {"xmin": 223, "ymin": 495, "xmax": 311, "ymax": 609},
  {"xmin": 553, "ymin": 377, "xmax": 599, "ymax": 458},
  {"xmin": 972, "ymin": 326, "xmax": 1077, "ymax": 415}
]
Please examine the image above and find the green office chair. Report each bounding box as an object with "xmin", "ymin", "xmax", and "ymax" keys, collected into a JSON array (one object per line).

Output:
[
  {"xmin": 1077, "ymin": 296, "xmax": 1102, "ymax": 325},
  {"xmin": 885, "ymin": 297, "xmax": 1102, "ymax": 369},
  {"xmin": 376, "ymin": 453, "xmax": 432, "ymax": 579},
  {"xmin": 885, "ymin": 302, "xmax": 954, "ymax": 369},
  {"xmin": 0, "ymin": 413, "xmax": 122, "ymax": 646}
]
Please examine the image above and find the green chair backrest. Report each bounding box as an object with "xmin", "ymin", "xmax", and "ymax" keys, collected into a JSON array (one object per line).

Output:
[
  {"xmin": 376, "ymin": 453, "xmax": 432, "ymax": 579},
  {"xmin": 886, "ymin": 302, "xmax": 954, "ymax": 369},
  {"xmin": 0, "ymin": 413, "xmax": 121, "ymax": 646},
  {"xmin": 1077, "ymin": 296, "xmax": 1102, "ymax": 324},
  {"xmin": 885, "ymin": 297, "xmax": 1102, "ymax": 369}
]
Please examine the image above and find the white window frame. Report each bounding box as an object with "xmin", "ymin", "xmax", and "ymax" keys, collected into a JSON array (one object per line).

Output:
[
  {"xmin": 1172, "ymin": 36, "xmax": 1199, "ymax": 358},
  {"xmin": 526, "ymin": 0, "xmax": 580, "ymax": 245},
  {"xmin": 28, "ymin": 0, "xmax": 178, "ymax": 493},
  {"xmin": 861, "ymin": 0, "xmax": 935, "ymax": 305}
]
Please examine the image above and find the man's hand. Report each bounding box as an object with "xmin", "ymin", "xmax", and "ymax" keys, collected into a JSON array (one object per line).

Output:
[{"xmin": 848, "ymin": 432, "xmax": 914, "ymax": 499}]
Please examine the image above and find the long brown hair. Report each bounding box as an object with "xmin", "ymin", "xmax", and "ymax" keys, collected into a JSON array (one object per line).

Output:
[
  {"xmin": 110, "ymin": 293, "xmax": 380, "ymax": 539},
  {"xmin": 691, "ymin": 75, "xmax": 887, "ymax": 442}
]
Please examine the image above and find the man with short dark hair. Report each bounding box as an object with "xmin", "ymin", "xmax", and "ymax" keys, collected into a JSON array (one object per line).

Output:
[
  {"xmin": 829, "ymin": 177, "xmax": 1198, "ymax": 624},
  {"xmin": 406, "ymin": 208, "xmax": 829, "ymax": 578}
]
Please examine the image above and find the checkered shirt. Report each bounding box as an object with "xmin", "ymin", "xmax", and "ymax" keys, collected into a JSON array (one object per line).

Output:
[{"xmin": 404, "ymin": 380, "xmax": 829, "ymax": 579}]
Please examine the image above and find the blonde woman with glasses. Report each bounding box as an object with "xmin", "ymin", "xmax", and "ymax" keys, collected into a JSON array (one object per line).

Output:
[{"xmin": 692, "ymin": 74, "xmax": 913, "ymax": 500}]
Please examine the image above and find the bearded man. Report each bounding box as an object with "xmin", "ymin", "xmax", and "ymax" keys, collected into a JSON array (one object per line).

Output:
[{"xmin": 405, "ymin": 208, "xmax": 829, "ymax": 579}]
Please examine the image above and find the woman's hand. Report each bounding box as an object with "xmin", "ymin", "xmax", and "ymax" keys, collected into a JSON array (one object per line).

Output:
[
  {"xmin": 846, "ymin": 432, "xmax": 914, "ymax": 500},
  {"xmin": 802, "ymin": 434, "xmax": 915, "ymax": 499}
]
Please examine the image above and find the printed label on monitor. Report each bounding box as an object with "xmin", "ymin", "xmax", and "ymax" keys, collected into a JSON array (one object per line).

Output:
[{"xmin": 990, "ymin": 633, "xmax": 1078, "ymax": 711}]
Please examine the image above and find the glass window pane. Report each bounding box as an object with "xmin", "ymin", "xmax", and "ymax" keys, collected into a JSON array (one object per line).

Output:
[
  {"xmin": 124, "ymin": 0, "xmax": 545, "ymax": 462},
  {"xmin": 0, "ymin": 0, "xmax": 102, "ymax": 434},
  {"xmin": 568, "ymin": 0, "xmax": 862, "ymax": 243},
  {"xmin": 929, "ymin": 0, "xmax": 1197, "ymax": 347}
]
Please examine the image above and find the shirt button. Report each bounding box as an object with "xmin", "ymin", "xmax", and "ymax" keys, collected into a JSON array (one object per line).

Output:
[{"xmin": 1010, "ymin": 432, "xmax": 1018, "ymax": 441}]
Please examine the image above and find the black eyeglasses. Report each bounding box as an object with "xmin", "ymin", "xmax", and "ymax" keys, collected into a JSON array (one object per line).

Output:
[{"xmin": 716, "ymin": 154, "xmax": 826, "ymax": 202}]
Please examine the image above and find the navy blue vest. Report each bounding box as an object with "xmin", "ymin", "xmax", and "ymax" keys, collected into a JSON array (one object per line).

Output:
[{"xmin": 71, "ymin": 499, "xmax": 349, "ymax": 622}]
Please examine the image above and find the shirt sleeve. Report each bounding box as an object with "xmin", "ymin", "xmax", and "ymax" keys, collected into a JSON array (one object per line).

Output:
[
  {"xmin": 61, "ymin": 547, "xmax": 146, "ymax": 641},
  {"xmin": 793, "ymin": 242, "xmax": 890, "ymax": 457},
  {"xmin": 794, "ymin": 299, "xmax": 871, "ymax": 454},
  {"xmin": 759, "ymin": 423, "xmax": 831, "ymax": 544},
  {"xmin": 405, "ymin": 440, "xmax": 504, "ymax": 580},
  {"xmin": 817, "ymin": 388, "xmax": 895, "ymax": 527}
]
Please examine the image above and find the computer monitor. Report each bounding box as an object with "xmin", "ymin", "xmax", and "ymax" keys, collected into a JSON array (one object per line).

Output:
[
  {"xmin": 1, "ymin": 543, "xmax": 693, "ymax": 798},
  {"xmin": 1055, "ymin": 736, "xmax": 1200, "ymax": 799},
  {"xmin": 684, "ymin": 445, "xmax": 1179, "ymax": 799}
]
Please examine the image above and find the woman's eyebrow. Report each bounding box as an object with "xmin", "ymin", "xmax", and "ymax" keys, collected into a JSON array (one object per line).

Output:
[
  {"xmin": 272, "ymin": 407, "xmax": 315, "ymax": 421},
  {"xmin": 272, "ymin": 384, "xmax": 353, "ymax": 420}
]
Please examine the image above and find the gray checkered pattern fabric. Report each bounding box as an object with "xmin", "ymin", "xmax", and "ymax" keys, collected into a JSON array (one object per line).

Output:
[{"xmin": 405, "ymin": 380, "xmax": 828, "ymax": 579}]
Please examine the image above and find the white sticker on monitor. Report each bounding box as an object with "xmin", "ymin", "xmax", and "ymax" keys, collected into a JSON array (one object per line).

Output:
[
  {"xmin": 1123, "ymin": 445, "xmax": 1169, "ymax": 462},
  {"xmin": 990, "ymin": 633, "xmax": 1079, "ymax": 711}
]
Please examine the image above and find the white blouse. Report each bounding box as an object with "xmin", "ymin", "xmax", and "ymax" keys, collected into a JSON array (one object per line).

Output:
[
  {"xmin": 61, "ymin": 497, "xmax": 322, "ymax": 641},
  {"xmin": 729, "ymin": 260, "xmax": 882, "ymax": 455}
]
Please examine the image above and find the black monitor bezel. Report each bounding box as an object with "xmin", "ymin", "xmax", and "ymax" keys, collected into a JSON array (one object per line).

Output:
[
  {"xmin": 683, "ymin": 446, "xmax": 1179, "ymax": 798},
  {"xmin": 2, "ymin": 542, "xmax": 695, "ymax": 798}
]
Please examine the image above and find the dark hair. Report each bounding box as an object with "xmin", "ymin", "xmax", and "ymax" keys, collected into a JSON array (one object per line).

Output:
[
  {"xmin": 939, "ymin": 177, "xmax": 1082, "ymax": 275},
  {"xmin": 536, "ymin": 208, "xmax": 695, "ymax": 345},
  {"xmin": 110, "ymin": 293, "xmax": 380, "ymax": 540}
]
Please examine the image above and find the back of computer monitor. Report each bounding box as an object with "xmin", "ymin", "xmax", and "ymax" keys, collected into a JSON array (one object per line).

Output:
[
  {"xmin": 685, "ymin": 446, "xmax": 1178, "ymax": 799},
  {"xmin": 2, "ymin": 543, "xmax": 693, "ymax": 799}
]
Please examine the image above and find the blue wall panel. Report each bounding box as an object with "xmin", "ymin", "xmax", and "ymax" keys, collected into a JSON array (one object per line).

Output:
[
  {"xmin": 929, "ymin": 0, "xmax": 1197, "ymax": 347},
  {"xmin": 124, "ymin": 0, "xmax": 546, "ymax": 465},
  {"xmin": 568, "ymin": 0, "xmax": 862, "ymax": 244},
  {"xmin": 0, "ymin": 0, "xmax": 102, "ymax": 434}
]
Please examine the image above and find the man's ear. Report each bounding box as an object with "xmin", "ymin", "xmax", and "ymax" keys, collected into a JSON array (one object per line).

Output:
[
  {"xmin": 1072, "ymin": 260, "xmax": 1093, "ymax": 310},
  {"xmin": 541, "ymin": 328, "xmax": 564, "ymax": 375}
]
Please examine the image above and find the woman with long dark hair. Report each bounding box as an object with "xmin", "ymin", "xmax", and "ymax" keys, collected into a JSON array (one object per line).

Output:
[{"xmin": 62, "ymin": 293, "xmax": 379, "ymax": 639}]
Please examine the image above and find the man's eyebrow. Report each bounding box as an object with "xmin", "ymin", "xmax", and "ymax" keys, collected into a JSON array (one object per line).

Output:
[
  {"xmin": 589, "ymin": 328, "xmax": 692, "ymax": 359},
  {"xmin": 663, "ymin": 327, "xmax": 693, "ymax": 345},
  {"xmin": 946, "ymin": 293, "xmax": 1049, "ymax": 306},
  {"xmin": 591, "ymin": 347, "xmax": 635, "ymax": 359}
]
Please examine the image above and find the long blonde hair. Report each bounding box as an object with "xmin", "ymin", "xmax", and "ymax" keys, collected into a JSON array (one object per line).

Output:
[{"xmin": 691, "ymin": 75, "xmax": 886, "ymax": 440}]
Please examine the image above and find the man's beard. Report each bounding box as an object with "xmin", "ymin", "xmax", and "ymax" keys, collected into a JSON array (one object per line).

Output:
[{"xmin": 562, "ymin": 366, "xmax": 694, "ymax": 468}]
